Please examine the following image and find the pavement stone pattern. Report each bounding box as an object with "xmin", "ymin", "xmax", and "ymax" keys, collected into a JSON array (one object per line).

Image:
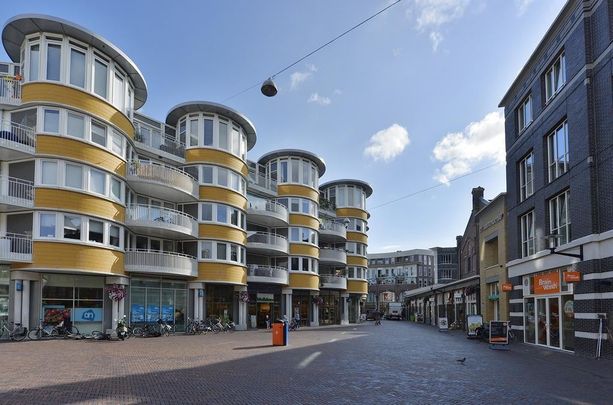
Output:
[{"xmin": 1, "ymin": 321, "xmax": 612, "ymax": 404}]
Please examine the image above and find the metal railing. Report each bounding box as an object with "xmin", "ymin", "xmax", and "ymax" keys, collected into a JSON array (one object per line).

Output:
[
  {"xmin": 0, "ymin": 175, "xmax": 34, "ymax": 206},
  {"xmin": 319, "ymin": 274, "xmax": 348, "ymax": 288},
  {"xmin": 126, "ymin": 204, "xmax": 197, "ymax": 233},
  {"xmin": 128, "ymin": 161, "xmax": 198, "ymax": 196},
  {"xmin": 320, "ymin": 221, "xmax": 346, "ymax": 233},
  {"xmin": 134, "ymin": 125, "xmax": 185, "ymax": 159},
  {"xmin": 247, "ymin": 264, "xmax": 289, "ymax": 279},
  {"xmin": 248, "ymin": 200, "xmax": 287, "ymax": 216},
  {"xmin": 0, "ymin": 120, "xmax": 35, "ymax": 150},
  {"xmin": 125, "ymin": 249, "xmax": 197, "ymax": 277},
  {"xmin": 0, "ymin": 233, "xmax": 33, "ymax": 261},
  {"xmin": 247, "ymin": 232, "xmax": 288, "ymax": 246},
  {"xmin": 0, "ymin": 76, "xmax": 22, "ymax": 105},
  {"xmin": 247, "ymin": 170, "xmax": 277, "ymax": 193}
]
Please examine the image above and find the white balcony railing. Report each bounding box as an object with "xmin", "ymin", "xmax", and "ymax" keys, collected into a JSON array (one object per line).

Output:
[
  {"xmin": 319, "ymin": 274, "xmax": 348, "ymax": 289},
  {"xmin": 126, "ymin": 204, "xmax": 198, "ymax": 236},
  {"xmin": 247, "ymin": 200, "xmax": 288, "ymax": 226},
  {"xmin": 0, "ymin": 76, "xmax": 22, "ymax": 105},
  {"xmin": 0, "ymin": 120, "xmax": 35, "ymax": 152},
  {"xmin": 134, "ymin": 124, "xmax": 185, "ymax": 159},
  {"xmin": 127, "ymin": 161, "xmax": 198, "ymax": 197},
  {"xmin": 319, "ymin": 247, "xmax": 347, "ymax": 264},
  {"xmin": 247, "ymin": 264, "xmax": 289, "ymax": 285},
  {"xmin": 0, "ymin": 233, "xmax": 32, "ymax": 262},
  {"xmin": 248, "ymin": 170, "xmax": 277, "ymax": 194},
  {"xmin": 247, "ymin": 232, "xmax": 288, "ymax": 253},
  {"xmin": 125, "ymin": 249, "xmax": 197, "ymax": 277},
  {"xmin": 250, "ymin": 200, "xmax": 287, "ymax": 216},
  {"xmin": 0, "ymin": 176, "xmax": 34, "ymax": 207},
  {"xmin": 320, "ymin": 221, "xmax": 346, "ymax": 233}
]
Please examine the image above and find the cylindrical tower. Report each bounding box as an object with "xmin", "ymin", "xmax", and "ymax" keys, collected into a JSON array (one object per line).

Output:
[
  {"xmin": 166, "ymin": 101, "xmax": 256, "ymax": 329},
  {"xmin": 320, "ymin": 179, "xmax": 372, "ymax": 323},
  {"xmin": 258, "ymin": 150, "xmax": 325, "ymax": 326},
  {"xmin": 1, "ymin": 14, "xmax": 147, "ymax": 333}
]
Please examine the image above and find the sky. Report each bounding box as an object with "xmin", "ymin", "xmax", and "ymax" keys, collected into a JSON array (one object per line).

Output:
[{"xmin": 0, "ymin": 0, "xmax": 567, "ymax": 252}]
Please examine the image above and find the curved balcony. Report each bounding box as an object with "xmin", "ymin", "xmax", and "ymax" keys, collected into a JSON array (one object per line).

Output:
[
  {"xmin": 0, "ymin": 176, "xmax": 33, "ymax": 211},
  {"xmin": 127, "ymin": 161, "xmax": 198, "ymax": 202},
  {"xmin": 0, "ymin": 233, "xmax": 32, "ymax": 263},
  {"xmin": 246, "ymin": 232, "xmax": 288, "ymax": 256},
  {"xmin": 125, "ymin": 249, "xmax": 197, "ymax": 277},
  {"xmin": 319, "ymin": 247, "xmax": 347, "ymax": 266},
  {"xmin": 0, "ymin": 120, "xmax": 35, "ymax": 160},
  {"xmin": 319, "ymin": 221, "xmax": 347, "ymax": 243},
  {"xmin": 247, "ymin": 264, "xmax": 289, "ymax": 285},
  {"xmin": 319, "ymin": 274, "xmax": 347, "ymax": 290},
  {"xmin": 247, "ymin": 200, "xmax": 288, "ymax": 227},
  {"xmin": 126, "ymin": 205, "xmax": 198, "ymax": 239}
]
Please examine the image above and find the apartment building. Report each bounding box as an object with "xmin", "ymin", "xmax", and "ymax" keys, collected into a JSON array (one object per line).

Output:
[
  {"xmin": 0, "ymin": 14, "xmax": 371, "ymax": 334},
  {"xmin": 500, "ymin": 0, "xmax": 612, "ymax": 358}
]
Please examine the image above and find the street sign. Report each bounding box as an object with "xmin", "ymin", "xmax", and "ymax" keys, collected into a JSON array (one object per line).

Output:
[
  {"xmin": 563, "ymin": 271, "xmax": 581, "ymax": 283},
  {"xmin": 501, "ymin": 282, "xmax": 513, "ymax": 292}
]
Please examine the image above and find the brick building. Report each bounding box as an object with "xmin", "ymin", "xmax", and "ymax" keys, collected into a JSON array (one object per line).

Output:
[{"xmin": 500, "ymin": 0, "xmax": 612, "ymax": 358}]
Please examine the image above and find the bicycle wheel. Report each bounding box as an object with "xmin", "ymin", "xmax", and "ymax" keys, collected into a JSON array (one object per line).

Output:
[
  {"xmin": 69, "ymin": 325, "xmax": 80, "ymax": 335},
  {"xmin": 28, "ymin": 328, "xmax": 42, "ymax": 340},
  {"xmin": 11, "ymin": 326, "xmax": 28, "ymax": 341},
  {"xmin": 132, "ymin": 327, "xmax": 144, "ymax": 337}
]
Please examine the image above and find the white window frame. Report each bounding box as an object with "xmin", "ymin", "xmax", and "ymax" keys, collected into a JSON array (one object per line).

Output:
[
  {"xmin": 518, "ymin": 95, "xmax": 532, "ymax": 133},
  {"xmin": 520, "ymin": 211, "xmax": 535, "ymax": 258},
  {"xmin": 549, "ymin": 190, "xmax": 570, "ymax": 247},
  {"xmin": 547, "ymin": 121, "xmax": 569, "ymax": 182},
  {"xmin": 545, "ymin": 53, "xmax": 566, "ymax": 102},
  {"xmin": 519, "ymin": 152, "xmax": 534, "ymax": 201}
]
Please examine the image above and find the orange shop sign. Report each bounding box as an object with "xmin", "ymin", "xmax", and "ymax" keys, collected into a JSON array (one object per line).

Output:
[
  {"xmin": 563, "ymin": 271, "xmax": 581, "ymax": 283},
  {"xmin": 501, "ymin": 282, "xmax": 513, "ymax": 292},
  {"xmin": 533, "ymin": 272, "xmax": 560, "ymax": 295}
]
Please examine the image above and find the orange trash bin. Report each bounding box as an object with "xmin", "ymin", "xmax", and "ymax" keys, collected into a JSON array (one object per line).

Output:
[{"xmin": 272, "ymin": 323, "xmax": 284, "ymax": 346}]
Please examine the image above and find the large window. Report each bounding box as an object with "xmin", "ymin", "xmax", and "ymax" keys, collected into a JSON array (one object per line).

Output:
[
  {"xmin": 178, "ymin": 113, "xmax": 248, "ymax": 160},
  {"xmin": 198, "ymin": 165, "xmax": 246, "ymax": 195},
  {"xmin": 323, "ymin": 185, "xmax": 366, "ymax": 209},
  {"xmin": 199, "ymin": 240, "xmax": 245, "ymax": 264},
  {"xmin": 289, "ymin": 256, "xmax": 318, "ymax": 273},
  {"xmin": 545, "ymin": 53, "xmax": 566, "ymax": 102},
  {"xmin": 288, "ymin": 227, "xmax": 317, "ymax": 245},
  {"xmin": 519, "ymin": 152, "xmax": 534, "ymax": 201},
  {"xmin": 518, "ymin": 95, "xmax": 532, "ymax": 133},
  {"xmin": 69, "ymin": 47, "xmax": 86, "ymax": 88},
  {"xmin": 46, "ymin": 43, "xmax": 62, "ymax": 81},
  {"xmin": 28, "ymin": 43, "xmax": 39, "ymax": 81},
  {"xmin": 547, "ymin": 121, "xmax": 569, "ymax": 182},
  {"xmin": 549, "ymin": 190, "xmax": 570, "ymax": 246},
  {"xmin": 276, "ymin": 197, "xmax": 317, "ymax": 216},
  {"xmin": 266, "ymin": 157, "xmax": 319, "ymax": 188},
  {"xmin": 520, "ymin": 211, "xmax": 535, "ymax": 257},
  {"xmin": 93, "ymin": 58, "xmax": 108, "ymax": 98}
]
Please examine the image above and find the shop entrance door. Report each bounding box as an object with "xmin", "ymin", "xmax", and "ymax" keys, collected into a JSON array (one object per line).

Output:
[{"xmin": 536, "ymin": 297, "xmax": 561, "ymax": 349}]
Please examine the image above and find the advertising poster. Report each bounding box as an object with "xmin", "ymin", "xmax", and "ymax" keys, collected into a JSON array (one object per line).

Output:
[
  {"xmin": 74, "ymin": 308, "xmax": 102, "ymax": 322},
  {"xmin": 146, "ymin": 304, "xmax": 160, "ymax": 322},
  {"xmin": 467, "ymin": 315, "xmax": 483, "ymax": 337},
  {"xmin": 489, "ymin": 321, "xmax": 509, "ymax": 345},
  {"xmin": 161, "ymin": 305, "xmax": 174, "ymax": 321},
  {"xmin": 438, "ymin": 317, "xmax": 448, "ymax": 331},
  {"xmin": 131, "ymin": 304, "xmax": 145, "ymax": 322}
]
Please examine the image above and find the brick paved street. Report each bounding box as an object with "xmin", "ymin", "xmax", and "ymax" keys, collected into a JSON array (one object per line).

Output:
[{"xmin": 1, "ymin": 321, "xmax": 612, "ymax": 404}]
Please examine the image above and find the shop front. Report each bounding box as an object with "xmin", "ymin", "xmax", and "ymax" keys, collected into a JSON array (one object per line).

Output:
[
  {"xmin": 319, "ymin": 289, "xmax": 341, "ymax": 325},
  {"xmin": 291, "ymin": 290, "xmax": 312, "ymax": 326},
  {"xmin": 247, "ymin": 284, "xmax": 281, "ymax": 328},
  {"xmin": 129, "ymin": 277, "xmax": 187, "ymax": 332},
  {"xmin": 0, "ymin": 268, "xmax": 9, "ymax": 323},
  {"xmin": 205, "ymin": 284, "xmax": 235, "ymax": 322},
  {"xmin": 522, "ymin": 268, "xmax": 574, "ymax": 352},
  {"xmin": 41, "ymin": 274, "xmax": 105, "ymax": 335}
]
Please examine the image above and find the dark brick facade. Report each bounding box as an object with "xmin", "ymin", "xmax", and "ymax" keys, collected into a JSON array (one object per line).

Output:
[{"xmin": 501, "ymin": 0, "xmax": 613, "ymax": 358}]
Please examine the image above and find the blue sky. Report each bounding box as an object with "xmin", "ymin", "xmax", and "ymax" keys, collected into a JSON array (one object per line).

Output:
[{"xmin": 1, "ymin": 0, "xmax": 566, "ymax": 251}]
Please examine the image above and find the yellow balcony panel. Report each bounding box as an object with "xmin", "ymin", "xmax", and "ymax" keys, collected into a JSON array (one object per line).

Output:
[
  {"xmin": 11, "ymin": 241, "xmax": 124, "ymax": 274},
  {"xmin": 185, "ymin": 149, "xmax": 248, "ymax": 177},
  {"xmin": 35, "ymin": 188, "xmax": 125, "ymax": 222},
  {"xmin": 22, "ymin": 82, "xmax": 134, "ymax": 137},
  {"xmin": 37, "ymin": 135, "xmax": 126, "ymax": 177},
  {"xmin": 199, "ymin": 224, "xmax": 247, "ymax": 244},
  {"xmin": 346, "ymin": 231, "xmax": 368, "ymax": 244},
  {"xmin": 289, "ymin": 272, "xmax": 319, "ymax": 290},
  {"xmin": 336, "ymin": 208, "xmax": 368, "ymax": 221},
  {"xmin": 289, "ymin": 214, "xmax": 319, "ymax": 229},
  {"xmin": 277, "ymin": 184, "xmax": 319, "ymax": 201},
  {"xmin": 347, "ymin": 279, "xmax": 368, "ymax": 294},
  {"xmin": 347, "ymin": 256, "xmax": 368, "ymax": 267},
  {"xmin": 197, "ymin": 262, "xmax": 246, "ymax": 285},
  {"xmin": 199, "ymin": 185, "xmax": 247, "ymax": 209},
  {"xmin": 289, "ymin": 244, "xmax": 318, "ymax": 258}
]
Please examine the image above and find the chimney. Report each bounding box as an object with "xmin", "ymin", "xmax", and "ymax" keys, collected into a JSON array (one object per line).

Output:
[{"xmin": 472, "ymin": 186, "xmax": 484, "ymax": 212}]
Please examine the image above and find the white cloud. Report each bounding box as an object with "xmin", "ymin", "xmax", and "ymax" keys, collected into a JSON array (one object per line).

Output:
[
  {"xmin": 515, "ymin": 0, "xmax": 534, "ymax": 15},
  {"xmin": 409, "ymin": 0, "xmax": 470, "ymax": 51},
  {"xmin": 364, "ymin": 124, "xmax": 410, "ymax": 162},
  {"xmin": 307, "ymin": 93, "xmax": 331, "ymax": 106},
  {"xmin": 432, "ymin": 111, "xmax": 505, "ymax": 184},
  {"xmin": 290, "ymin": 64, "xmax": 317, "ymax": 90}
]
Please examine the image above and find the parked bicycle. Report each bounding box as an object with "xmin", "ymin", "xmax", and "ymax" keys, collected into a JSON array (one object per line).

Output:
[
  {"xmin": 132, "ymin": 323, "xmax": 161, "ymax": 338},
  {"xmin": 0, "ymin": 321, "xmax": 28, "ymax": 341},
  {"xmin": 157, "ymin": 318, "xmax": 175, "ymax": 336},
  {"xmin": 28, "ymin": 319, "xmax": 79, "ymax": 340}
]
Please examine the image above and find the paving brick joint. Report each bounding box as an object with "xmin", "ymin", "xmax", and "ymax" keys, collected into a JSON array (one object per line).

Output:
[{"xmin": 1, "ymin": 321, "xmax": 611, "ymax": 404}]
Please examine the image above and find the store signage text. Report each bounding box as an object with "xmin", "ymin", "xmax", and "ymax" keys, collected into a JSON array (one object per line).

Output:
[
  {"xmin": 501, "ymin": 282, "xmax": 513, "ymax": 292},
  {"xmin": 533, "ymin": 272, "xmax": 560, "ymax": 295},
  {"xmin": 563, "ymin": 271, "xmax": 581, "ymax": 283}
]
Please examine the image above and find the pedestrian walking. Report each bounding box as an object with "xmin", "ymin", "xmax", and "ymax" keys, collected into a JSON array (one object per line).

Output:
[
  {"xmin": 265, "ymin": 314, "xmax": 270, "ymax": 330},
  {"xmin": 374, "ymin": 310, "xmax": 382, "ymax": 326}
]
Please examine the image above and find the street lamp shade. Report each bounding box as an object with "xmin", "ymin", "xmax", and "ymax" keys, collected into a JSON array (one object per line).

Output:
[{"xmin": 261, "ymin": 77, "xmax": 278, "ymax": 97}]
